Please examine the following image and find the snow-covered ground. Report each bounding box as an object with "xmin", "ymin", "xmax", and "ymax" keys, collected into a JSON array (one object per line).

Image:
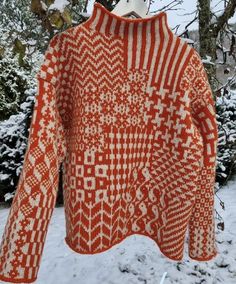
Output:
[{"xmin": 0, "ymin": 175, "xmax": 236, "ymax": 284}]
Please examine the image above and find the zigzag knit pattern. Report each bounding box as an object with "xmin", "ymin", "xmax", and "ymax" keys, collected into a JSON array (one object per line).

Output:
[{"xmin": 0, "ymin": 2, "xmax": 219, "ymax": 283}]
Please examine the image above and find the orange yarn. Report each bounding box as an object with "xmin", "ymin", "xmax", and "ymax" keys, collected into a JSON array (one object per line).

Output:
[{"xmin": 0, "ymin": 2, "xmax": 218, "ymax": 282}]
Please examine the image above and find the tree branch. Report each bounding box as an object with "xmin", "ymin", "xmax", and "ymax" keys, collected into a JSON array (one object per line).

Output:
[{"xmin": 214, "ymin": 0, "xmax": 236, "ymax": 34}]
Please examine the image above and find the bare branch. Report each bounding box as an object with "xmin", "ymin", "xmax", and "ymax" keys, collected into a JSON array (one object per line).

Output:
[
  {"xmin": 214, "ymin": 0, "xmax": 236, "ymax": 34},
  {"xmin": 150, "ymin": 0, "xmax": 184, "ymax": 13}
]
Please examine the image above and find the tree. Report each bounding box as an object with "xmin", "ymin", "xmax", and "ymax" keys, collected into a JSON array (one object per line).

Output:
[{"xmin": 198, "ymin": 0, "xmax": 236, "ymax": 90}]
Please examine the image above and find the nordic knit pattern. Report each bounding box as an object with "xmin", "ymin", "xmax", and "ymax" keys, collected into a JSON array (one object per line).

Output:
[{"xmin": 0, "ymin": 2, "xmax": 219, "ymax": 283}]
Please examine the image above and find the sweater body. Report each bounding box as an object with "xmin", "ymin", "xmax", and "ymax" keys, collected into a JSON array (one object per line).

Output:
[
  {"xmin": 0, "ymin": 2, "xmax": 218, "ymax": 283},
  {"xmin": 62, "ymin": 13, "xmax": 202, "ymax": 258}
]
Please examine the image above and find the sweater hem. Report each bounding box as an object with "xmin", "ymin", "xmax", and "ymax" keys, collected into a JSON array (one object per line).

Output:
[
  {"xmin": 64, "ymin": 233, "xmax": 183, "ymax": 262},
  {"xmin": 189, "ymin": 250, "xmax": 218, "ymax": 261},
  {"xmin": 0, "ymin": 274, "xmax": 37, "ymax": 283}
]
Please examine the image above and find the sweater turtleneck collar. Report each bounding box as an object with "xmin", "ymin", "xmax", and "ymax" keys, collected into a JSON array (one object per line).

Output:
[{"xmin": 84, "ymin": 2, "xmax": 172, "ymax": 38}]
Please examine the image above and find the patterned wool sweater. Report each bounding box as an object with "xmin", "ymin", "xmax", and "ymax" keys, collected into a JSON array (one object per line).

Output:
[{"xmin": 0, "ymin": 2, "xmax": 219, "ymax": 283}]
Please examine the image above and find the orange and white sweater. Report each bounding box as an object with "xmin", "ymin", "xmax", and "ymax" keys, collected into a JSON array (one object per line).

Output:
[{"xmin": 0, "ymin": 2, "xmax": 219, "ymax": 283}]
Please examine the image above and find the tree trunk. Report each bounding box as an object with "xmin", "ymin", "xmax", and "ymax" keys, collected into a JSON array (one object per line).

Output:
[
  {"xmin": 198, "ymin": 0, "xmax": 218, "ymax": 91},
  {"xmin": 198, "ymin": 0, "xmax": 236, "ymax": 91}
]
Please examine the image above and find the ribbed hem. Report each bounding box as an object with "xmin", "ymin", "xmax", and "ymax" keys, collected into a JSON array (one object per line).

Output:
[
  {"xmin": 0, "ymin": 274, "xmax": 37, "ymax": 283},
  {"xmin": 189, "ymin": 250, "xmax": 218, "ymax": 261}
]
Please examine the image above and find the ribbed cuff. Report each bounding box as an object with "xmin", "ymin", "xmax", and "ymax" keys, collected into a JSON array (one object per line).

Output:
[
  {"xmin": 189, "ymin": 250, "xmax": 218, "ymax": 262},
  {"xmin": 0, "ymin": 274, "xmax": 37, "ymax": 283}
]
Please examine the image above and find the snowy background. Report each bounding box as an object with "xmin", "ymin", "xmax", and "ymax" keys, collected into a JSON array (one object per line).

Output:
[{"xmin": 1, "ymin": 174, "xmax": 236, "ymax": 284}]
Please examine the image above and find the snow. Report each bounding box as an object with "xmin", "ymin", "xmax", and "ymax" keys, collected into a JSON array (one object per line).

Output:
[
  {"xmin": 202, "ymin": 55, "xmax": 215, "ymax": 65},
  {"xmin": 3, "ymin": 191, "xmax": 15, "ymax": 202},
  {"xmin": 180, "ymin": 38, "xmax": 195, "ymax": 44},
  {"xmin": 40, "ymin": 0, "xmax": 48, "ymax": 12},
  {"xmin": 79, "ymin": 12, "xmax": 92, "ymax": 18},
  {"xmin": 0, "ymin": 176, "xmax": 236, "ymax": 283},
  {"xmin": 48, "ymin": 0, "xmax": 70, "ymax": 12}
]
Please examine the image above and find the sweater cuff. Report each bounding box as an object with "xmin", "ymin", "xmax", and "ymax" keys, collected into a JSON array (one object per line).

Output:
[
  {"xmin": 189, "ymin": 249, "xmax": 218, "ymax": 261},
  {"xmin": 0, "ymin": 274, "xmax": 37, "ymax": 283}
]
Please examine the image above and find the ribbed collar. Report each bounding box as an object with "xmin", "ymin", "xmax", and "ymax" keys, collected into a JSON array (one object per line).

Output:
[{"xmin": 84, "ymin": 2, "xmax": 172, "ymax": 38}]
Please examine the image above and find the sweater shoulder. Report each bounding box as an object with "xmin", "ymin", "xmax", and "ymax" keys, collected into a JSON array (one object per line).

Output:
[
  {"xmin": 181, "ymin": 44, "xmax": 209, "ymax": 82},
  {"xmin": 177, "ymin": 43, "xmax": 207, "ymax": 90},
  {"xmin": 182, "ymin": 44, "xmax": 203, "ymax": 69},
  {"xmin": 58, "ymin": 23, "xmax": 87, "ymax": 42}
]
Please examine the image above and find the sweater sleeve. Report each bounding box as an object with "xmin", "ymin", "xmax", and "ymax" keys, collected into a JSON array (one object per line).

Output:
[
  {"xmin": 187, "ymin": 49, "xmax": 219, "ymax": 261},
  {"xmin": 0, "ymin": 34, "xmax": 67, "ymax": 283}
]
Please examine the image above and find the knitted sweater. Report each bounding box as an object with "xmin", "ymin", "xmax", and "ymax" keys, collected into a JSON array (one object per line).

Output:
[{"xmin": 0, "ymin": 2, "xmax": 219, "ymax": 283}]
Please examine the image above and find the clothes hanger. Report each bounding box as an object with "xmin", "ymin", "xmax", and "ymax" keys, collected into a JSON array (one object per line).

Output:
[{"xmin": 111, "ymin": 0, "xmax": 152, "ymax": 19}]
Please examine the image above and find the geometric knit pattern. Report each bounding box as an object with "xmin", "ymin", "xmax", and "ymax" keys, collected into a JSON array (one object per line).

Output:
[{"xmin": 0, "ymin": 2, "xmax": 219, "ymax": 283}]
